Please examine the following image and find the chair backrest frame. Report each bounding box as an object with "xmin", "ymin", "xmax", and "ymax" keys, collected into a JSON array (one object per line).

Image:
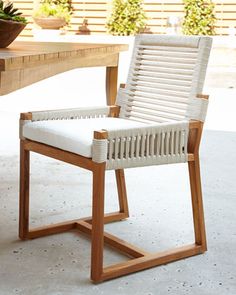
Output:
[{"xmin": 117, "ymin": 34, "xmax": 212, "ymax": 124}]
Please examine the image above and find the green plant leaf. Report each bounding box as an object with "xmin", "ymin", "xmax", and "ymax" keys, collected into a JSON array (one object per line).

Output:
[
  {"xmin": 182, "ymin": 0, "xmax": 215, "ymax": 35},
  {"xmin": 106, "ymin": 0, "xmax": 147, "ymax": 36},
  {"xmin": 0, "ymin": 0, "xmax": 27, "ymax": 23}
]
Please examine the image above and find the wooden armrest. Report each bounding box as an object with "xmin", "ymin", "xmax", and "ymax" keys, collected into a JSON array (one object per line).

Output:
[
  {"xmin": 109, "ymin": 105, "xmax": 120, "ymax": 117},
  {"xmin": 189, "ymin": 120, "xmax": 203, "ymax": 130},
  {"xmin": 94, "ymin": 130, "xmax": 108, "ymax": 140},
  {"xmin": 188, "ymin": 120, "xmax": 203, "ymax": 155},
  {"xmin": 20, "ymin": 112, "xmax": 32, "ymax": 120},
  {"xmin": 196, "ymin": 94, "xmax": 209, "ymax": 100},
  {"xmin": 20, "ymin": 105, "xmax": 121, "ymax": 121}
]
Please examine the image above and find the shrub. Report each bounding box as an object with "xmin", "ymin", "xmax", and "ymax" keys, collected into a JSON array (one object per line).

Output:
[
  {"xmin": 34, "ymin": 0, "xmax": 72, "ymax": 23},
  {"xmin": 106, "ymin": 0, "xmax": 147, "ymax": 36},
  {"xmin": 182, "ymin": 0, "xmax": 216, "ymax": 35}
]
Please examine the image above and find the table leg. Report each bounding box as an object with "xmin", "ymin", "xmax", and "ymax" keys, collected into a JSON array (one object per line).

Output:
[{"xmin": 106, "ymin": 66, "xmax": 118, "ymax": 106}]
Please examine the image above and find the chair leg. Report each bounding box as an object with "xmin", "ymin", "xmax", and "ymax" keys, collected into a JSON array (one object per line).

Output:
[
  {"xmin": 19, "ymin": 140, "xmax": 30, "ymax": 240},
  {"xmin": 188, "ymin": 155, "xmax": 207, "ymax": 251},
  {"xmin": 91, "ymin": 163, "xmax": 106, "ymax": 282},
  {"xmin": 115, "ymin": 169, "xmax": 129, "ymax": 217}
]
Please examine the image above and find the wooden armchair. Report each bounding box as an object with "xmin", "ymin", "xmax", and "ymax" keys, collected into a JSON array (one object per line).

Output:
[{"xmin": 19, "ymin": 34, "xmax": 212, "ymax": 282}]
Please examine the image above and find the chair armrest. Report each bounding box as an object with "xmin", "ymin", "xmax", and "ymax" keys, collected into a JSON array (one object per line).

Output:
[
  {"xmin": 92, "ymin": 120, "xmax": 204, "ymax": 169},
  {"xmin": 196, "ymin": 94, "xmax": 209, "ymax": 100},
  {"xmin": 20, "ymin": 105, "xmax": 120, "ymax": 121},
  {"xmin": 92, "ymin": 121, "xmax": 192, "ymax": 168}
]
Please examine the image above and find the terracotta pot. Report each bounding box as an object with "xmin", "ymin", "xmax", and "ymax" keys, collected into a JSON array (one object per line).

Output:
[
  {"xmin": 34, "ymin": 17, "xmax": 66, "ymax": 30},
  {"xmin": 0, "ymin": 19, "xmax": 26, "ymax": 48}
]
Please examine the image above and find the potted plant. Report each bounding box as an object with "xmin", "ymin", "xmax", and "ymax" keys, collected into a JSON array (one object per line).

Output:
[
  {"xmin": 33, "ymin": 0, "xmax": 72, "ymax": 30},
  {"xmin": 106, "ymin": 0, "xmax": 147, "ymax": 36},
  {"xmin": 0, "ymin": 0, "xmax": 27, "ymax": 48}
]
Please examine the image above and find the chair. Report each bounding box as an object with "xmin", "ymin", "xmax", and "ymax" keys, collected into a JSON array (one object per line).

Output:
[{"xmin": 19, "ymin": 35, "xmax": 212, "ymax": 282}]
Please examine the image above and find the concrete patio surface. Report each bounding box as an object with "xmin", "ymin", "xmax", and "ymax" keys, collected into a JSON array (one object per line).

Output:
[{"xmin": 0, "ymin": 38, "xmax": 236, "ymax": 294}]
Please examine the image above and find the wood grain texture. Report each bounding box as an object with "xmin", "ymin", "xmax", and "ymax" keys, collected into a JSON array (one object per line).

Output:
[
  {"xmin": 188, "ymin": 119, "xmax": 207, "ymax": 251},
  {"xmin": 91, "ymin": 162, "xmax": 106, "ymax": 281},
  {"xmin": 0, "ymin": 41, "xmax": 128, "ymax": 96},
  {"xmin": 23, "ymin": 139, "xmax": 95, "ymax": 171},
  {"xmin": 19, "ymin": 140, "xmax": 30, "ymax": 240},
  {"xmin": 101, "ymin": 244, "xmax": 203, "ymax": 282},
  {"xmin": 0, "ymin": 42, "xmax": 128, "ymax": 70},
  {"xmin": 76, "ymin": 221, "xmax": 148, "ymax": 258},
  {"xmin": 24, "ymin": 212, "xmax": 133, "ymax": 240},
  {"xmin": 188, "ymin": 157, "xmax": 207, "ymax": 251},
  {"xmin": 106, "ymin": 66, "xmax": 118, "ymax": 105},
  {"xmin": 115, "ymin": 169, "xmax": 129, "ymax": 217}
]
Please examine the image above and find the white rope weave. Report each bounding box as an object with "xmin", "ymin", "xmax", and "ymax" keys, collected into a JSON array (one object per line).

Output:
[
  {"xmin": 118, "ymin": 35, "xmax": 212, "ymax": 124},
  {"xmin": 186, "ymin": 97, "xmax": 209, "ymax": 122},
  {"xmin": 92, "ymin": 139, "xmax": 108, "ymax": 163},
  {"xmin": 31, "ymin": 106, "xmax": 110, "ymax": 121},
  {"xmin": 102, "ymin": 121, "xmax": 189, "ymax": 170}
]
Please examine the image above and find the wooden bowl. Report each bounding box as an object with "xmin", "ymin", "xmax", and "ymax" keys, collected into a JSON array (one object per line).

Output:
[{"xmin": 0, "ymin": 19, "xmax": 26, "ymax": 48}]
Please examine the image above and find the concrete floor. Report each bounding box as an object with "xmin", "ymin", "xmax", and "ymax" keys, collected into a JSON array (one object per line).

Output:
[{"xmin": 0, "ymin": 39, "xmax": 236, "ymax": 294}]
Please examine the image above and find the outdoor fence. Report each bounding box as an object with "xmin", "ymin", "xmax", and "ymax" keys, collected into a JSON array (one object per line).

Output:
[{"xmin": 14, "ymin": 0, "xmax": 236, "ymax": 38}]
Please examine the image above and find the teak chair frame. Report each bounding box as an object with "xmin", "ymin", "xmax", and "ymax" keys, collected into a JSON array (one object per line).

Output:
[{"xmin": 19, "ymin": 97, "xmax": 208, "ymax": 283}]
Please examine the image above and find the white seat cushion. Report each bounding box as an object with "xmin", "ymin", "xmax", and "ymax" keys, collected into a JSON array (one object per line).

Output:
[{"xmin": 23, "ymin": 117, "xmax": 146, "ymax": 158}]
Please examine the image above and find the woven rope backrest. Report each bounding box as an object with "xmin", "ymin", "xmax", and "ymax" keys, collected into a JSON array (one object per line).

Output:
[{"xmin": 117, "ymin": 35, "xmax": 212, "ymax": 123}]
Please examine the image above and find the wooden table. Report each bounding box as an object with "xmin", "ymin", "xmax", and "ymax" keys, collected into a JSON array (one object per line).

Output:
[{"xmin": 0, "ymin": 41, "xmax": 128, "ymax": 105}]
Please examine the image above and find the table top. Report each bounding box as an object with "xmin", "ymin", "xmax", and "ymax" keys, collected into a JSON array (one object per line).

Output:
[
  {"xmin": 0, "ymin": 41, "xmax": 129, "ymax": 71},
  {"xmin": 0, "ymin": 41, "xmax": 128, "ymax": 96}
]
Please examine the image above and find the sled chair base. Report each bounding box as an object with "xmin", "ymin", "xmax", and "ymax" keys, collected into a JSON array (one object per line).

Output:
[{"xmin": 19, "ymin": 136, "xmax": 207, "ymax": 283}]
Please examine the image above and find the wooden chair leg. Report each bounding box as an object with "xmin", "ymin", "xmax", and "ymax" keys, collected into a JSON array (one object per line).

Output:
[
  {"xmin": 91, "ymin": 163, "xmax": 106, "ymax": 282},
  {"xmin": 19, "ymin": 140, "xmax": 30, "ymax": 240},
  {"xmin": 115, "ymin": 169, "xmax": 129, "ymax": 218},
  {"xmin": 188, "ymin": 155, "xmax": 207, "ymax": 251}
]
